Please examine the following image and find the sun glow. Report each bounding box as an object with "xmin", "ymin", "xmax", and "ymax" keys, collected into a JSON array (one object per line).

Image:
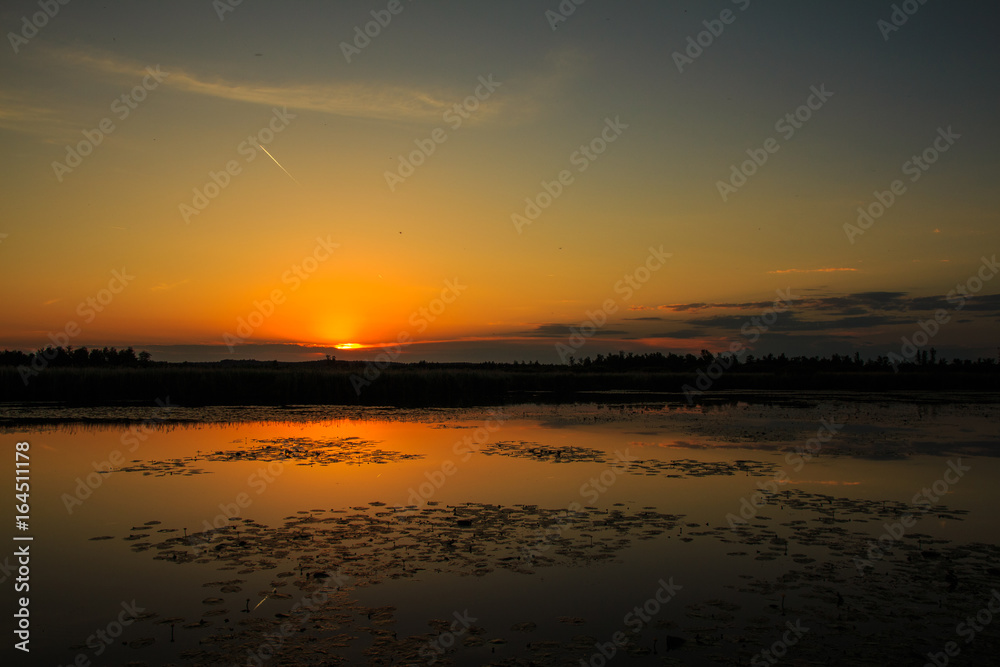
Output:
[{"xmin": 334, "ymin": 343, "xmax": 364, "ymax": 350}]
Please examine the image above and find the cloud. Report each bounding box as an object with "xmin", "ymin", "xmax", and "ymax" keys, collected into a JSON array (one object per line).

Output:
[
  {"xmin": 150, "ymin": 279, "xmax": 191, "ymax": 292},
  {"xmin": 767, "ymin": 267, "xmax": 858, "ymax": 274},
  {"xmin": 693, "ymin": 312, "xmax": 909, "ymax": 332},
  {"xmin": 630, "ymin": 290, "xmax": 1000, "ymax": 339},
  {"xmin": 643, "ymin": 300, "xmax": 778, "ymax": 313},
  {"xmin": 642, "ymin": 329, "xmax": 706, "ymax": 340},
  {"xmin": 644, "ymin": 291, "xmax": 915, "ymax": 315},
  {"xmin": 956, "ymin": 293, "xmax": 1000, "ymax": 312},
  {"xmin": 0, "ymin": 90, "xmax": 76, "ymax": 138},
  {"xmin": 19, "ymin": 44, "xmax": 579, "ymax": 129},
  {"xmin": 513, "ymin": 323, "xmax": 629, "ymax": 338},
  {"xmin": 62, "ymin": 46, "xmax": 473, "ymax": 122},
  {"xmin": 807, "ymin": 292, "xmax": 909, "ymax": 310}
]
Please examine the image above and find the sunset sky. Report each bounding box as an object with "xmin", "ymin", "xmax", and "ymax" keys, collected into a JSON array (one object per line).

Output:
[{"xmin": 1, "ymin": 0, "xmax": 997, "ymax": 363}]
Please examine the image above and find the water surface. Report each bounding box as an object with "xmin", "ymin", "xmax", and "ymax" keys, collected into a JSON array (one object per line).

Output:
[{"xmin": 6, "ymin": 395, "xmax": 999, "ymax": 665}]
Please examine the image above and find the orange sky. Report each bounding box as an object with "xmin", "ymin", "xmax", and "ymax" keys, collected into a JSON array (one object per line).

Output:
[{"xmin": 1, "ymin": 1, "xmax": 997, "ymax": 362}]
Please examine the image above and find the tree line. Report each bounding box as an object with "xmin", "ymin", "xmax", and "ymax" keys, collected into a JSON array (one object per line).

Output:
[
  {"xmin": 0, "ymin": 346, "xmax": 997, "ymax": 374},
  {"xmin": 0, "ymin": 346, "xmax": 152, "ymax": 368}
]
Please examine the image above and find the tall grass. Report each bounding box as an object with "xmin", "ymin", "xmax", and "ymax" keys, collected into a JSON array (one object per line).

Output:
[{"xmin": 1, "ymin": 364, "xmax": 997, "ymax": 407}]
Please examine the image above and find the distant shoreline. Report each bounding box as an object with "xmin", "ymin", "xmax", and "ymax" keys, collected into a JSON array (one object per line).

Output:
[{"xmin": 2, "ymin": 358, "xmax": 998, "ymax": 408}]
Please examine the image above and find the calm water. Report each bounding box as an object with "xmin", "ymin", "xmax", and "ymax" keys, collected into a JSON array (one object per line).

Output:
[{"xmin": 4, "ymin": 396, "xmax": 999, "ymax": 665}]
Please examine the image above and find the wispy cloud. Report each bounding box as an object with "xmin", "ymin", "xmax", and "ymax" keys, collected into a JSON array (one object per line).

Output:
[
  {"xmin": 150, "ymin": 279, "xmax": 191, "ymax": 292},
  {"xmin": 767, "ymin": 267, "xmax": 858, "ymax": 274},
  {"xmin": 634, "ymin": 292, "xmax": 914, "ymax": 315},
  {"xmin": 0, "ymin": 90, "xmax": 76, "ymax": 138},
  {"xmin": 626, "ymin": 290, "xmax": 1000, "ymax": 339},
  {"xmin": 23, "ymin": 44, "xmax": 579, "ymax": 128},
  {"xmin": 513, "ymin": 323, "xmax": 629, "ymax": 338},
  {"xmin": 630, "ymin": 300, "xmax": 778, "ymax": 313}
]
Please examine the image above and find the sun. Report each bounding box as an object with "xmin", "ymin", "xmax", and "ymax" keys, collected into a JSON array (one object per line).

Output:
[{"xmin": 334, "ymin": 343, "xmax": 364, "ymax": 350}]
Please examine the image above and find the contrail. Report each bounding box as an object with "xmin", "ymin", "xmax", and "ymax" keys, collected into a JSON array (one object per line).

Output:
[{"xmin": 257, "ymin": 143, "xmax": 301, "ymax": 186}]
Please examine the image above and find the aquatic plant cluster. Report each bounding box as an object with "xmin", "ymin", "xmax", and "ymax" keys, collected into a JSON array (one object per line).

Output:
[
  {"xmin": 114, "ymin": 436, "xmax": 423, "ymax": 477},
  {"xmin": 83, "ymin": 434, "xmax": 1000, "ymax": 665}
]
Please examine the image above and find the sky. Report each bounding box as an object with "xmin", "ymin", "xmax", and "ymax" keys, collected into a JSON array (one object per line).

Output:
[{"xmin": 1, "ymin": 0, "xmax": 998, "ymax": 364}]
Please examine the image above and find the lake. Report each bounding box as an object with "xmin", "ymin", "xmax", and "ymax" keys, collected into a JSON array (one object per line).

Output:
[{"xmin": 5, "ymin": 393, "xmax": 1000, "ymax": 666}]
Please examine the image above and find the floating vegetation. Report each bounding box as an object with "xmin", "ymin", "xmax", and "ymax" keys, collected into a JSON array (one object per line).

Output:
[
  {"xmin": 42, "ymin": 399, "xmax": 1000, "ymax": 665},
  {"xmin": 117, "ymin": 436, "xmax": 424, "ymax": 476},
  {"xmin": 101, "ymin": 487, "xmax": 1000, "ymax": 666},
  {"xmin": 128, "ymin": 503, "xmax": 684, "ymax": 575},
  {"xmin": 481, "ymin": 441, "xmax": 608, "ymax": 463},
  {"xmin": 481, "ymin": 440, "xmax": 781, "ymax": 477}
]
